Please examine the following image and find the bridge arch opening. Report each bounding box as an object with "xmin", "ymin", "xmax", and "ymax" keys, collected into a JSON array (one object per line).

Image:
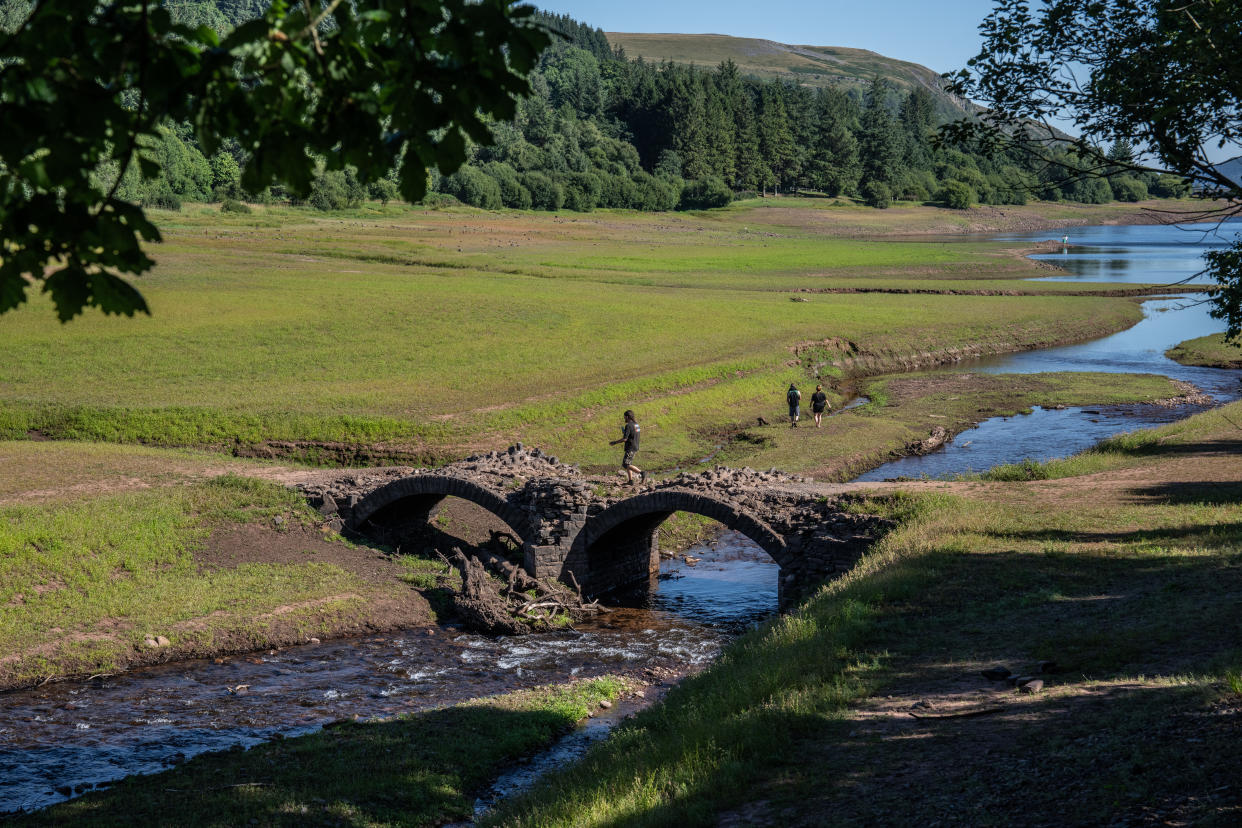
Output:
[
  {"xmin": 351, "ymin": 476, "xmax": 532, "ymax": 560},
  {"xmin": 571, "ymin": 490, "xmax": 787, "ymax": 604}
]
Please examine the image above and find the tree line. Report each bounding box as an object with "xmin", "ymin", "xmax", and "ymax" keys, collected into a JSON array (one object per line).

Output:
[{"xmin": 63, "ymin": 2, "xmax": 1190, "ymax": 214}]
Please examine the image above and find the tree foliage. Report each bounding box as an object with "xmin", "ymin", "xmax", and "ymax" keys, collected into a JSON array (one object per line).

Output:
[
  {"xmin": 944, "ymin": 0, "xmax": 1242, "ymax": 337},
  {"xmin": 0, "ymin": 0, "xmax": 548, "ymax": 320}
]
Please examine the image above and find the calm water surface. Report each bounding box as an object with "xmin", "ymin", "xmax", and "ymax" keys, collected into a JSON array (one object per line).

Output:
[
  {"xmin": 857, "ymin": 223, "xmax": 1242, "ymax": 480},
  {"xmin": 994, "ymin": 218, "xmax": 1242, "ymax": 284}
]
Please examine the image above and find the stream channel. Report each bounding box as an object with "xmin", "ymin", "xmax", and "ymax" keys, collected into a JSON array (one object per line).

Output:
[{"xmin": 3, "ymin": 220, "xmax": 1241, "ymax": 815}]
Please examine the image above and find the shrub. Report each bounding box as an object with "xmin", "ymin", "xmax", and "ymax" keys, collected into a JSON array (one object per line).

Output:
[
  {"xmin": 441, "ymin": 166, "xmax": 502, "ymax": 209},
  {"xmin": 560, "ymin": 171, "xmax": 602, "ymax": 212},
  {"xmin": 1149, "ymin": 173, "xmax": 1191, "ymax": 198},
  {"xmin": 368, "ymin": 178, "xmax": 400, "ymax": 206},
  {"xmin": 1110, "ymin": 175, "xmax": 1148, "ymax": 202},
  {"xmin": 633, "ymin": 172, "xmax": 680, "ymax": 211},
  {"xmin": 142, "ymin": 190, "xmax": 181, "ymax": 211},
  {"xmin": 521, "ymin": 171, "xmax": 565, "ymax": 211},
  {"xmin": 221, "ymin": 199, "xmax": 251, "ymax": 214},
  {"xmin": 936, "ymin": 180, "xmax": 975, "ymax": 209},
  {"xmin": 1065, "ymin": 176, "xmax": 1113, "ymax": 204},
  {"xmin": 420, "ymin": 192, "xmax": 460, "ymax": 208},
  {"xmin": 483, "ymin": 162, "xmax": 531, "ymax": 209},
  {"xmin": 861, "ymin": 180, "xmax": 892, "ymax": 209},
  {"xmin": 598, "ymin": 173, "xmax": 641, "ymax": 209},
  {"xmin": 309, "ymin": 169, "xmax": 366, "ymax": 211},
  {"xmin": 679, "ymin": 176, "xmax": 732, "ymax": 210}
]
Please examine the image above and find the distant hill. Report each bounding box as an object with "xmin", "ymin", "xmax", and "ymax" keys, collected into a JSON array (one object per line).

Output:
[
  {"xmin": 1215, "ymin": 156, "xmax": 1242, "ymax": 188},
  {"xmin": 606, "ymin": 32, "xmax": 973, "ymax": 121}
]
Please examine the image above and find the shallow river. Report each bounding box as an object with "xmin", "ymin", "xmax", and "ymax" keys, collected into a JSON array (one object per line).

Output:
[
  {"xmin": 4, "ymin": 220, "xmax": 1241, "ymax": 813},
  {"xmin": 0, "ymin": 534, "xmax": 778, "ymax": 813}
]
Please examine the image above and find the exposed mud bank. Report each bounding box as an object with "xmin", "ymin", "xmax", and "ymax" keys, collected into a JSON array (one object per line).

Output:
[
  {"xmin": 230, "ymin": 439, "xmax": 449, "ymax": 468},
  {"xmin": 789, "ymin": 284, "xmax": 1206, "ymax": 298},
  {"xmin": 826, "ymin": 324, "xmax": 1135, "ymax": 378}
]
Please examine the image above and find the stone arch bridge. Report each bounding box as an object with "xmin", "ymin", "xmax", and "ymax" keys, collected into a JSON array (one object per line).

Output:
[{"xmin": 298, "ymin": 445, "xmax": 891, "ymax": 607}]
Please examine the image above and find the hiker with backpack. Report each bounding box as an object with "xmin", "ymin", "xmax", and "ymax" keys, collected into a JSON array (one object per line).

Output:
[{"xmin": 786, "ymin": 383, "xmax": 801, "ymax": 428}]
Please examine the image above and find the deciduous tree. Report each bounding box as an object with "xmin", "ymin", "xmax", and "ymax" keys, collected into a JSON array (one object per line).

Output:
[
  {"xmin": 945, "ymin": 0, "xmax": 1242, "ymax": 337},
  {"xmin": 0, "ymin": 0, "xmax": 547, "ymax": 320}
]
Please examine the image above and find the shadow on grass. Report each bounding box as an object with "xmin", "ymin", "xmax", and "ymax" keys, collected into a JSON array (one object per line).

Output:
[
  {"xmin": 1096, "ymin": 438, "xmax": 1242, "ymax": 459},
  {"xmin": 982, "ymin": 522, "xmax": 1242, "ymax": 547},
  {"xmin": 11, "ymin": 702, "xmax": 583, "ymax": 827},
  {"xmin": 1122, "ymin": 480, "xmax": 1242, "ymax": 505},
  {"xmin": 790, "ymin": 680, "xmax": 1242, "ymax": 826},
  {"xmin": 489, "ymin": 520, "xmax": 1242, "ymax": 827}
]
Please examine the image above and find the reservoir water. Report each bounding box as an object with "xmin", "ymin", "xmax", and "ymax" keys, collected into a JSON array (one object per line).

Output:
[
  {"xmin": 4, "ymin": 219, "xmax": 1241, "ymax": 813},
  {"xmin": 856, "ymin": 221, "xmax": 1242, "ymax": 480}
]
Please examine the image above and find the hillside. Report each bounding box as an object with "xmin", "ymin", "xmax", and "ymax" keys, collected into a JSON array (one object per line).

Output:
[{"xmin": 607, "ymin": 32, "xmax": 973, "ymax": 121}]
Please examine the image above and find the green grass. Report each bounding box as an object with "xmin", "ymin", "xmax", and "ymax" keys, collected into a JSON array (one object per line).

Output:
[
  {"xmin": 486, "ymin": 404, "xmax": 1242, "ymax": 826},
  {"xmin": 1166, "ymin": 332, "xmax": 1242, "ymax": 368},
  {"xmin": 0, "ymin": 201, "xmax": 1159, "ymax": 471},
  {"xmin": 12, "ymin": 677, "xmax": 629, "ymax": 828},
  {"xmin": 0, "ymin": 476, "xmax": 372, "ymax": 687}
]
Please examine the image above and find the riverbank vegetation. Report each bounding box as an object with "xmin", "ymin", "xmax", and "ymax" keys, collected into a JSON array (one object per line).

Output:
[
  {"xmin": 488, "ymin": 400, "xmax": 1242, "ymax": 826},
  {"xmin": 1166, "ymin": 333, "xmax": 1242, "ymax": 369},
  {"xmin": 9, "ymin": 677, "xmax": 630, "ymax": 827}
]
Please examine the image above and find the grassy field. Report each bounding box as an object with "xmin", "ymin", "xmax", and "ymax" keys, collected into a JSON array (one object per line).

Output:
[
  {"xmin": 0, "ymin": 198, "xmax": 1187, "ymax": 471},
  {"xmin": 0, "ymin": 449, "xmax": 441, "ymax": 689},
  {"xmin": 1166, "ymin": 332, "xmax": 1242, "ymax": 368},
  {"xmin": 9, "ymin": 677, "xmax": 629, "ymax": 827},
  {"xmin": 487, "ymin": 401, "xmax": 1242, "ymax": 826}
]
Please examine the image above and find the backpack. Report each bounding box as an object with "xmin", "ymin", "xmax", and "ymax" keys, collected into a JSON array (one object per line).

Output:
[{"xmin": 787, "ymin": 387, "xmax": 800, "ymax": 405}]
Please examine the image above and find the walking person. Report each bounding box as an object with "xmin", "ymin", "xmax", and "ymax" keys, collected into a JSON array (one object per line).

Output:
[
  {"xmin": 786, "ymin": 383, "xmax": 801, "ymax": 428},
  {"xmin": 609, "ymin": 409, "xmax": 646, "ymax": 484},
  {"xmin": 811, "ymin": 383, "xmax": 831, "ymax": 427}
]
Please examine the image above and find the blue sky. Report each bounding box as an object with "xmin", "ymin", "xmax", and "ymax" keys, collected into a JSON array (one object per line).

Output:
[{"xmin": 534, "ymin": 0, "xmax": 999, "ymax": 75}]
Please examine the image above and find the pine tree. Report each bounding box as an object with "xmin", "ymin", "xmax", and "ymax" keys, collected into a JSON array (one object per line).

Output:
[
  {"xmin": 858, "ymin": 77, "xmax": 904, "ymax": 186},
  {"xmin": 809, "ymin": 88, "xmax": 861, "ymax": 195},
  {"xmin": 716, "ymin": 60, "xmax": 761, "ymax": 189},
  {"xmin": 757, "ymin": 85, "xmax": 796, "ymax": 194},
  {"xmin": 670, "ymin": 68, "xmax": 712, "ymax": 180}
]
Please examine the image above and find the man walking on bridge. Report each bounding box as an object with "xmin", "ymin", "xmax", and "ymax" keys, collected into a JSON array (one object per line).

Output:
[{"xmin": 610, "ymin": 409, "xmax": 646, "ymax": 485}]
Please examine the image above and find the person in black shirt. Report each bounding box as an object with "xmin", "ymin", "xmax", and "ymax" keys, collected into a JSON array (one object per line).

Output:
[
  {"xmin": 609, "ymin": 409, "xmax": 646, "ymax": 484},
  {"xmin": 811, "ymin": 384, "xmax": 831, "ymax": 427}
]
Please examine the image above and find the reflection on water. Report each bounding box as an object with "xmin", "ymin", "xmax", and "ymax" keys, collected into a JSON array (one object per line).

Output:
[
  {"xmin": 994, "ymin": 219, "xmax": 1242, "ymax": 284},
  {"xmin": 0, "ymin": 533, "xmax": 776, "ymax": 814}
]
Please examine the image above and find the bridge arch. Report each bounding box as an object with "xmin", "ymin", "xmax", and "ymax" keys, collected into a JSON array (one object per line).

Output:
[
  {"xmin": 350, "ymin": 474, "xmax": 534, "ymax": 546},
  {"xmin": 569, "ymin": 489, "xmax": 788, "ymax": 597}
]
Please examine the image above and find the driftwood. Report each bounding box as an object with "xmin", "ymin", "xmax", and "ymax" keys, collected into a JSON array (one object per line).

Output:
[{"xmin": 443, "ymin": 544, "xmax": 604, "ymax": 636}]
